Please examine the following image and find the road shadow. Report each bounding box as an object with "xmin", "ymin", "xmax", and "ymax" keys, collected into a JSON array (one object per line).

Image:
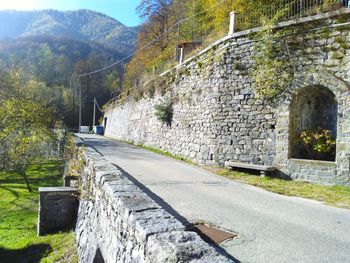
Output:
[
  {"xmin": 113, "ymin": 164, "xmax": 191, "ymax": 226},
  {"xmin": 81, "ymin": 141, "xmax": 241, "ymax": 262},
  {"xmin": 0, "ymin": 244, "xmax": 52, "ymax": 263}
]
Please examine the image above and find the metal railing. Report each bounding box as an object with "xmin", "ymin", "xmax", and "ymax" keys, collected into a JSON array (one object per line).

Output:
[
  {"xmin": 139, "ymin": 15, "xmax": 230, "ymax": 80},
  {"xmin": 234, "ymin": 0, "xmax": 349, "ymax": 32},
  {"xmin": 154, "ymin": 0, "xmax": 349, "ymax": 75}
]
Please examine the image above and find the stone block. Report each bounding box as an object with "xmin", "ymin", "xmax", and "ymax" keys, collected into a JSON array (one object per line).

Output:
[
  {"xmin": 38, "ymin": 187, "xmax": 78, "ymax": 236},
  {"xmin": 146, "ymin": 231, "xmax": 234, "ymax": 263},
  {"xmin": 129, "ymin": 209, "xmax": 185, "ymax": 242}
]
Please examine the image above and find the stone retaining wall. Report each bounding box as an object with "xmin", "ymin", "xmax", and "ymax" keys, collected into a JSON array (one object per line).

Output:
[
  {"xmin": 76, "ymin": 147, "xmax": 234, "ymax": 263},
  {"xmin": 104, "ymin": 10, "xmax": 350, "ymax": 186}
]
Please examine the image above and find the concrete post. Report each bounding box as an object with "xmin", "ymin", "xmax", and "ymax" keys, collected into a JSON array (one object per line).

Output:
[
  {"xmin": 179, "ymin": 46, "xmax": 184, "ymax": 64},
  {"xmin": 347, "ymin": 153, "xmax": 350, "ymax": 174},
  {"xmin": 260, "ymin": 171, "xmax": 266, "ymax": 178},
  {"xmin": 229, "ymin": 11, "xmax": 236, "ymax": 35}
]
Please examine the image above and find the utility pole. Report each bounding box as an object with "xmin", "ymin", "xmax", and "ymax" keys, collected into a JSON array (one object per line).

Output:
[
  {"xmin": 93, "ymin": 97, "xmax": 96, "ymax": 127},
  {"xmin": 176, "ymin": 23, "xmax": 182, "ymax": 62},
  {"xmin": 79, "ymin": 79, "xmax": 82, "ymax": 133},
  {"xmin": 192, "ymin": 1, "xmax": 196, "ymax": 43}
]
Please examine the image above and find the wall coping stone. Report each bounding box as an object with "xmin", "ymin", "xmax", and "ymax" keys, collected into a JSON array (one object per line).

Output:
[
  {"xmin": 39, "ymin": 187, "xmax": 78, "ymax": 193},
  {"xmin": 288, "ymin": 158, "xmax": 337, "ymax": 168}
]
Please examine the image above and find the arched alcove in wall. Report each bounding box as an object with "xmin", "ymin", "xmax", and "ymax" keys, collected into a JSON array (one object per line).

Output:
[
  {"xmin": 93, "ymin": 248, "xmax": 105, "ymax": 263},
  {"xmin": 289, "ymin": 85, "xmax": 337, "ymax": 161}
]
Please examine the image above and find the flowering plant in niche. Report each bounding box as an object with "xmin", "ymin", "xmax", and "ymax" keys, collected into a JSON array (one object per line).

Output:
[{"xmin": 297, "ymin": 128, "xmax": 336, "ymax": 160}]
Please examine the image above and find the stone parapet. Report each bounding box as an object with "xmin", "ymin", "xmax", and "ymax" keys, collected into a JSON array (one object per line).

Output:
[{"xmin": 76, "ymin": 147, "xmax": 234, "ymax": 263}]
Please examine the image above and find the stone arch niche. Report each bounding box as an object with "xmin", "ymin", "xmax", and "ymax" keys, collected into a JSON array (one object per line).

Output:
[
  {"xmin": 289, "ymin": 85, "xmax": 337, "ymax": 161},
  {"xmin": 93, "ymin": 248, "xmax": 105, "ymax": 263}
]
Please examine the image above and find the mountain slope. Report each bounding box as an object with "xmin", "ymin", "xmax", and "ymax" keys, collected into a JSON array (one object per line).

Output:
[
  {"xmin": 0, "ymin": 9, "xmax": 138, "ymax": 55},
  {"xmin": 0, "ymin": 34, "xmax": 125, "ymax": 126},
  {"xmin": 0, "ymin": 34, "xmax": 124, "ymax": 83},
  {"xmin": 0, "ymin": 9, "xmax": 134, "ymax": 127}
]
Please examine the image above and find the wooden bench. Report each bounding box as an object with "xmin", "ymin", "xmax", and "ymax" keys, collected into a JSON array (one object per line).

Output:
[{"xmin": 224, "ymin": 161, "xmax": 275, "ymax": 177}]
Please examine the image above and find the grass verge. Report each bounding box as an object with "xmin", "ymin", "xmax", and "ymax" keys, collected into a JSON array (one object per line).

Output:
[
  {"xmin": 211, "ymin": 168, "xmax": 350, "ymax": 209},
  {"xmin": 123, "ymin": 140, "xmax": 196, "ymax": 164},
  {"xmin": 0, "ymin": 161, "xmax": 78, "ymax": 263},
  {"xmin": 122, "ymin": 140, "xmax": 350, "ymax": 210}
]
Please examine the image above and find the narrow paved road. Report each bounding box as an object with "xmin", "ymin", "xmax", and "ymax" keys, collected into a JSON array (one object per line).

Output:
[{"xmin": 78, "ymin": 134, "xmax": 350, "ymax": 263}]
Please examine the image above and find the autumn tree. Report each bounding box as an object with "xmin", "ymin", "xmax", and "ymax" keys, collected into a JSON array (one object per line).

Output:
[
  {"xmin": 123, "ymin": 0, "xmax": 286, "ymax": 96},
  {"xmin": 123, "ymin": 0, "xmax": 237, "ymax": 93},
  {"xmin": 0, "ymin": 70, "xmax": 57, "ymax": 192},
  {"xmin": 105, "ymin": 70, "xmax": 121, "ymax": 97}
]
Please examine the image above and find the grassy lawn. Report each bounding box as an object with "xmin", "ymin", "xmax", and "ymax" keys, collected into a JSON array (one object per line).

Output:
[
  {"xmin": 212, "ymin": 168, "xmax": 350, "ymax": 209},
  {"xmin": 0, "ymin": 161, "xmax": 78, "ymax": 263},
  {"xmin": 121, "ymin": 140, "xmax": 350, "ymax": 210}
]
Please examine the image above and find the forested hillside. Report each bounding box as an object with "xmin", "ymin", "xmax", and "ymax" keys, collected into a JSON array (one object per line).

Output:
[
  {"xmin": 0, "ymin": 36, "xmax": 123, "ymax": 127},
  {"xmin": 124, "ymin": 0, "xmax": 248, "ymax": 92},
  {"xmin": 0, "ymin": 9, "xmax": 138, "ymax": 55},
  {"xmin": 0, "ymin": 9, "xmax": 137, "ymax": 127}
]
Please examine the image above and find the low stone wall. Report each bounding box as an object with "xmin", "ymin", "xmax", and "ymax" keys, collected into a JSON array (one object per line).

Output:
[
  {"xmin": 287, "ymin": 159, "xmax": 338, "ymax": 185},
  {"xmin": 76, "ymin": 147, "xmax": 234, "ymax": 263},
  {"xmin": 38, "ymin": 187, "xmax": 78, "ymax": 236}
]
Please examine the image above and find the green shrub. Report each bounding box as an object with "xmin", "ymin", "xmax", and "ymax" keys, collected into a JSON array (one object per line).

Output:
[{"xmin": 155, "ymin": 99, "xmax": 173, "ymax": 126}]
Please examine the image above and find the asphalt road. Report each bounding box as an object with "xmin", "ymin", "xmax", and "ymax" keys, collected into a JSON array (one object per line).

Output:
[{"xmin": 77, "ymin": 134, "xmax": 350, "ymax": 263}]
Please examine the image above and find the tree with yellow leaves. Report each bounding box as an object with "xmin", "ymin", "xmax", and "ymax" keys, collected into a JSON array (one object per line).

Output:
[{"xmin": 0, "ymin": 70, "xmax": 57, "ymax": 192}]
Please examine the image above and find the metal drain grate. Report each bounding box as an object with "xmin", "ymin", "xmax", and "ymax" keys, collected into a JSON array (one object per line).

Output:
[{"xmin": 190, "ymin": 223, "xmax": 237, "ymax": 244}]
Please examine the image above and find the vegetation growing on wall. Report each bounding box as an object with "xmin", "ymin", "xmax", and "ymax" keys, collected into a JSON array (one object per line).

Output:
[
  {"xmin": 122, "ymin": 0, "xmax": 283, "ymax": 97},
  {"xmin": 118, "ymin": 0, "xmax": 347, "ymax": 104},
  {"xmin": 252, "ymin": 9, "xmax": 296, "ymax": 101},
  {"xmin": 64, "ymin": 135, "xmax": 85, "ymax": 179},
  {"xmin": 251, "ymin": 0, "xmax": 350, "ymax": 103},
  {"xmin": 154, "ymin": 98, "xmax": 173, "ymax": 126}
]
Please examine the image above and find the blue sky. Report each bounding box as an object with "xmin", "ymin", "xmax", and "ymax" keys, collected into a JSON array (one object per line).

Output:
[{"xmin": 0, "ymin": 0, "xmax": 141, "ymax": 26}]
